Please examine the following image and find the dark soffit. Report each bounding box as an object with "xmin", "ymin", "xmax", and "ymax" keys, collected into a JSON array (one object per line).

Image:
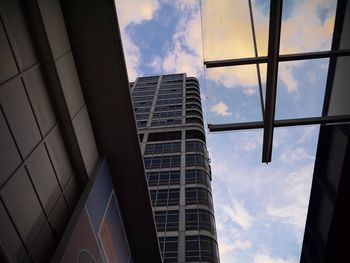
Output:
[{"xmin": 59, "ymin": 0, "xmax": 162, "ymax": 262}]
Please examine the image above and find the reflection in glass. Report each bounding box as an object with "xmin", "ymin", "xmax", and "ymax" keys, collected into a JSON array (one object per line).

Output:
[
  {"xmin": 201, "ymin": 0, "xmax": 254, "ymax": 61},
  {"xmin": 276, "ymin": 58, "xmax": 329, "ymax": 119},
  {"xmin": 280, "ymin": 0, "xmax": 336, "ymax": 54},
  {"xmin": 205, "ymin": 65, "xmax": 263, "ymax": 124},
  {"xmin": 328, "ymin": 57, "xmax": 350, "ymax": 116}
]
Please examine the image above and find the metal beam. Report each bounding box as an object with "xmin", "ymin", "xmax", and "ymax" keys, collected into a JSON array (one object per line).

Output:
[
  {"xmin": 248, "ymin": 0, "xmax": 265, "ymax": 120},
  {"xmin": 205, "ymin": 56, "xmax": 267, "ymax": 67},
  {"xmin": 208, "ymin": 115, "xmax": 350, "ymax": 132},
  {"xmin": 204, "ymin": 49, "xmax": 350, "ymax": 68},
  {"xmin": 262, "ymin": 0, "xmax": 283, "ymax": 163}
]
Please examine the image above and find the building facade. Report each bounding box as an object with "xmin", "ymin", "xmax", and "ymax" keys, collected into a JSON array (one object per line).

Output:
[
  {"xmin": 131, "ymin": 74, "xmax": 220, "ymax": 263},
  {"xmin": 0, "ymin": 0, "xmax": 161, "ymax": 262}
]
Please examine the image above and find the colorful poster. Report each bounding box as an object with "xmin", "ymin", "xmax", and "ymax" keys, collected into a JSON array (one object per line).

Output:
[{"xmin": 58, "ymin": 159, "xmax": 133, "ymax": 263}]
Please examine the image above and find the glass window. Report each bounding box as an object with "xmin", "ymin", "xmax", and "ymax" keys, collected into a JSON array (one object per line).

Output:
[
  {"xmin": 135, "ymin": 113, "xmax": 149, "ymax": 120},
  {"xmin": 186, "ymin": 154, "xmax": 209, "ymax": 170},
  {"xmin": 150, "ymin": 188, "xmax": 180, "ymax": 207},
  {"xmin": 186, "ymin": 187, "xmax": 213, "ymax": 208},
  {"xmin": 155, "ymin": 210, "xmax": 179, "ymax": 232},
  {"xmin": 144, "ymin": 155, "xmax": 181, "ymax": 169},
  {"xmin": 186, "ymin": 209, "xmax": 216, "ymax": 234},
  {"xmin": 159, "ymin": 236, "xmax": 178, "ymax": 263},
  {"xmin": 147, "ymin": 170, "xmax": 181, "ymax": 186},
  {"xmin": 186, "ymin": 169, "xmax": 211, "ymax": 186},
  {"xmin": 136, "ymin": 120, "xmax": 147, "ymax": 127},
  {"xmin": 185, "ymin": 235, "xmax": 219, "ymax": 263}
]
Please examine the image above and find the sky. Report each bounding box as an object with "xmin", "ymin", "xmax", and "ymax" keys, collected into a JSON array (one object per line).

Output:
[{"xmin": 115, "ymin": 0, "xmax": 336, "ymax": 262}]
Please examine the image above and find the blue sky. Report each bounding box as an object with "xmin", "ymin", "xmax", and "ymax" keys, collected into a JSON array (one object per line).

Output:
[{"xmin": 115, "ymin": 1, "xmax": 336, "ymax": 262}]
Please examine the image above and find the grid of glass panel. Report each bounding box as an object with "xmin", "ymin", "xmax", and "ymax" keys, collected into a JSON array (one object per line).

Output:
[
  {"xmin": 155, "ymin": 210, "xmax": 179, "ymax": 232},
  {"xmin": 151, "ymin": 119, "xmax": 182, "ymax": 127},
  {"xmin": 132, "ymin": 74, "xmax": 218, "ymax": 263},
  {"xmin": 186, "ymin": 169, "xmax": 211, "ymax": 186},
  {"xmin": 145, "ymin": 142, "xmax": 181, "ymax": 155},
  {"xmin": 186, "ymin": 97, "xmax": 201, "ymax": 105},
  {"xmin": 156, "ymin": 98, "xmax": 183, "ymax": 105},
  {"xmin": 186, "ymin": 110, "xmax": 203, "ymax": 119},
  {"xmin": 159, "ymin": 236, "xmax": 178, "ymax": 263},
  {"xmin": 185, "ymin": 235, "xmax": 219, "ymax": 263},
  {"xmin": 158, "ymin": 93, "xmax": 183, "ymax": 100},
  {"xmin": 158, "ymin": 88, "xmax": 183, "ymax": 94},
  {"xmin": 147, "ymin": 171, "xmax": 181, "ymax": 186},
  {"xmin": 150, "ymin": 188, "xmax": 180, "ymax": 207},
  {"xmin": 132, "ymin": 95, "xmax": 154, "ymax": 102},
  {"xmin": 155, "ymin": 104, "xmax": 183, "ymax": 112},
  {"xmin": 135, "ymin": 113, "xmax": 149, "ymax": 120},
  {"xmin": 186, "ymin": 187, "xmax": 213, "ymax": 209},
  {"xmin": 153, "ymin": 111, "xmax": 182, "ymax": 119},
  {"xmin": 186, "ymin": 154, "xmax": 209, "ymax": 169},
  {"xmin": 132, "ymin": 90, "xmax": 156, "ymax": 96},
  {"xmin": 186, "ymin": 117, "xmax": 204, "ymax": 126},
  {"xmin": 134, "ymin": 100, "xmax": 153, "ymax": 107},
  {"xmin": 144, "ymin": 155, "xmax": 181, "ymax": 169},
  {"xmin": 136, "ymin": 120, "xmax": 147, "ymax": 128},
  {"xmin": 186, "ymin": 141, "xmax": 207, "ymax": 154},
  {"xmin": 134, "ymin": 107, "xmax": 151, "ymax": 113},
  {"xmin": 186, "ymin": 103, "xmax": 202, "ymax": 112},
  {"xmin": 186, "ymin": 209, "xmax": 216, "ymax": 234}
]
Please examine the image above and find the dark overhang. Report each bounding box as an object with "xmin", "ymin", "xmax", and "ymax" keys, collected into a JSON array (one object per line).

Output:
[
  {"xmin": 59, "ymin": 0, "xmax": 162, "ymax": 262},
  {"xmin": 300, "ymin": 124, "xmax": 350, "ymax": 263}
]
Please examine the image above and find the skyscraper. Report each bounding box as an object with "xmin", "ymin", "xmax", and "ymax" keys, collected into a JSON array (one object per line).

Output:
[{"xmin": 131, "ymin": 74, "xmax": 220, "ymax": 263}]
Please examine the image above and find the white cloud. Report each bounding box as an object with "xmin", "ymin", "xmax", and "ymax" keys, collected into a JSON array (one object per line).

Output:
[
  {"xmin": 219, "ymin": 238, "xmax": 252, "ymax": 254},
  {"xmin": 278, "ymin": 147, "xmax": 314, "ymax": 163},
  {"xmin": 119, "ymin": 33, "xmax": 142, "ymax": 80},
  {"xmin": 232, "ymin": 239, "xmax": 252, "ymax": 250},
  {"xmin": 210, "ymin": 102, "xmax": 232, "ymax": 116},
  {"xmin": 162, "ymin": 4, "xmax": 203, "ymax": 77},
  {"xmin": 307, "ymin": 70, "xmax": 318, "ymax": 83},
  {"xmin": 254, "ymin": 251, "xmax": 297, "ymax": 263},
  {"xmin": 209, "ymin": 130, "xmax": 317, "ymax": 262},
  {"xmin": 116, "ymin": 0, "xmax": 159, "ymax": 28},
  {"xmin": 279, "ymin": 0, "xmax": 335, "ymax": 54},
  {"xmin": 265, "ymin": 165, "xmax": 314, "ymax": 232},
  {"xmin": 149, "ymin": 56, "xmax": 162, "ymax": 72},
  {"xmin": 279, "ymin": 63, "xmax": 299, "ymax": 93},
  {"xmin": 170, "ymin": 0, "xmax": 198, "ymax": 11},
  {"xmin": 115, "ymin": 0, "xmax": 159, "ymax": 80},
  {"xmin": 297, "ymin": 126, "xmax": 318, "ymax": 144},
  {"xmin": 222, "ymin": 201, "xmax": 253, "ymax": 230},
  {"xmin": 233, "ymin": 131, "xmax": 262, "ymax": 152},
  {"xmin": 201, "ymin": 0, "xmax": 335, "ymax": 93},
  {"xmin": 266, "ymin": 204, "xmax": 307, "ymax": 231},
  {"xmin": 206, "ymin": 65, "xmax": 265, "ymax": 95}
]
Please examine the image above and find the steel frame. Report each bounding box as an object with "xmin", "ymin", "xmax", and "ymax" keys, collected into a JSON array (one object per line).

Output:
[
  {"xmin": 208, "ymin": 115, "xmax": 350, "ymax": 132},
  {"xmin": 203, "ymin": 0, "xmax": 350, "ymax": 163},
  {"xmin": 204, "ymin": 49, "xmax": 350, "ymax": 68}
]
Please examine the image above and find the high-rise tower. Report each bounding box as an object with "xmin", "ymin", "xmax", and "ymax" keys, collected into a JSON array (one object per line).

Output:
[{"xmin": 131, "ymin": 74, "xmax": 219, "ymax": 263}]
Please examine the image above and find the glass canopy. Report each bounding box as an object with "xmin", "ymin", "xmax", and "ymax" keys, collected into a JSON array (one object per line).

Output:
[{"xmin": 201, "ymin": 0, "xmax": 350, "ymax": 163}]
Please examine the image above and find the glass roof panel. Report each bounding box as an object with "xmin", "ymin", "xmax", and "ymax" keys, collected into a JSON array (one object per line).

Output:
[
  {"xmin": 339, "ymin": 0, "xmax": 350, "ymax": 49},
  {"xmin": 275, "ymin": 58, "xmax": 329, "ymax": 120},
  {"xmin": 201, "ymin": 0, "xmax": 255, "ymax": 61},
  {"xmin": 279, "ymin": 0, "xmax": 337, "ymax": 54},
  {"xmin": 205, "ymin": 65, "xmax": 264, "ymax": 124},
  {"xmin": 327, "ymin": 56, "xmax": 350, "ymax": 116},
  {"xmin": 251, "ymin": 0, "xmax": 270, "ymax": 57}
]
